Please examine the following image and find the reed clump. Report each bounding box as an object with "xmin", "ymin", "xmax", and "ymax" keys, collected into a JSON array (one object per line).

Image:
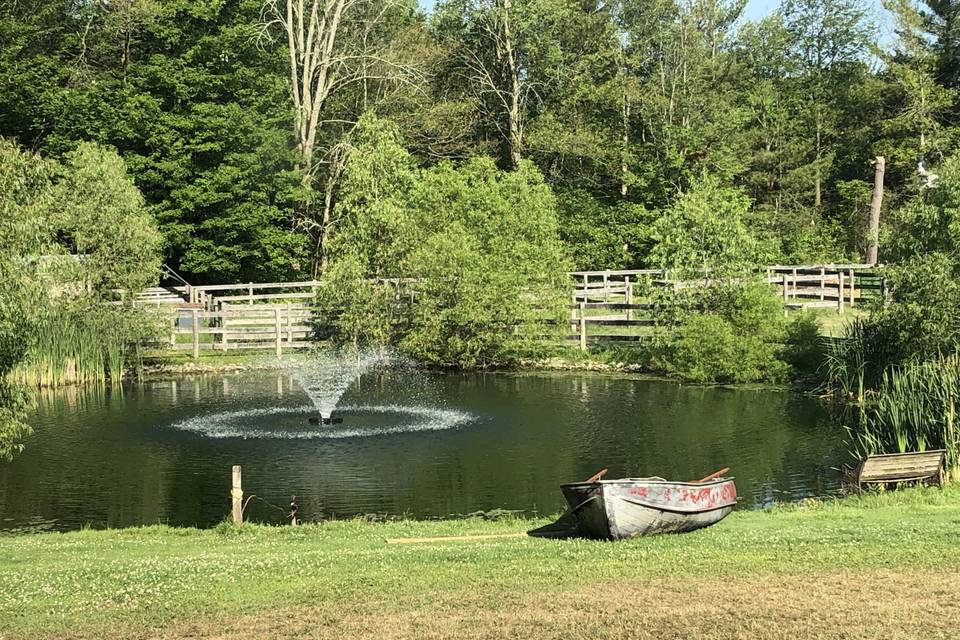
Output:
[
  {"xmin": 12, "ymin": 303, "xmax": 164, "ymax": 387},
  {"xmin": 849, "ymin": 353, "xmax": 960, "ymax": 480}
]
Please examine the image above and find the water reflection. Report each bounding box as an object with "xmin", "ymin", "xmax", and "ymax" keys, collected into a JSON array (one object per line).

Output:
[{"xmin": 0, "ymin": 371, "xmax": 844, "ymax": 532}]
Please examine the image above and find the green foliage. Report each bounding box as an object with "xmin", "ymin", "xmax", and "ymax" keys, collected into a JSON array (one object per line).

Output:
[
  {"xmin": 555, "ymin": 190, "xmax": 654, "ymax": 269},
  {"xmin": 14, "ymin": 302, "xmax": 165, "ymax": 388},
  {"xmin": 844, "ymin": 353, "xmax": 960, "ymax": 479},
  {"xmin": 319, "ymin": 115, "xmax": 570, "ymax": 368},
  {"xmin": 51, "ymin": 142, "xmax": 162, "ymax": 293},
  {"xmin": 649, "ymin": 175, "xmax": 771, "ymax": 275},
  {"xmin": 657, "ymin": 280, "xmax": 790, "ymax": 384},
  {"xmin": 0, "ymin": 138, "xmax": 166, "ymax": 457},
  {"xmin": 0, "ymin": 138, "xmax": 53, "ymax": 459},
  {"xmin": 314, "ymin": 256, "xmax": 399, "ymax": 349},
  {"xmin": 782, "ymin": 312, "xmax": 824, "ymax": 378}
]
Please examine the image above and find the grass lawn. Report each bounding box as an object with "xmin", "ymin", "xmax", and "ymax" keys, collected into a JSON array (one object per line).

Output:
[{"xmin": 2, "ymin": 487, "xmax": 960, "ymax": 639}]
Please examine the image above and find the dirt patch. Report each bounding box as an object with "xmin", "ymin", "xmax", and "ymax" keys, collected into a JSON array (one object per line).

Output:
[{"xmin": 140, "ymin": 568, "xmax": 960, "ymax": 640}]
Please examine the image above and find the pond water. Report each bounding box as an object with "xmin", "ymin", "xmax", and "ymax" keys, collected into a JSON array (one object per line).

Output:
[{"xmin": 0, "ymin": 369, "xmax": 845, "ymax": 532}]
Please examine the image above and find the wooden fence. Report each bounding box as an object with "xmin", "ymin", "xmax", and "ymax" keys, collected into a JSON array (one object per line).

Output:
[
  {"xmin": 171, "ymin": 303, "xmax": 314, "ymax": 358},
  {"xmin": 566, "ymin": 265, "xmax": 886, "ymax": 350},
  {"xmin": 148, "ymin": 263, "xmax": 885, "ymax": 356}
]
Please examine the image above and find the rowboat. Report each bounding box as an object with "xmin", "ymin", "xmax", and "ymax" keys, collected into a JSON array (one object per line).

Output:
[{"xmin": 560, "ymin": 468, "xmax": 736, "ymax": 540}]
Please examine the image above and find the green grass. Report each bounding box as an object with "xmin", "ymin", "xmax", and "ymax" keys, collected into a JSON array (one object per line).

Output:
[{"xmin": 1, "ymin": 487, "xmax": 959, "ymax": 639}]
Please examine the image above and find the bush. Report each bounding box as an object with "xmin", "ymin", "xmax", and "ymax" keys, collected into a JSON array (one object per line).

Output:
[
  {"xmin": 655, "ymin": 281, "xmax": 790, "ymax": 384},
  {"xmin": 782, "ymin": 312, "xmax": 822, "ymax": 378},
  {"xmin": 663, "ymin": 313, "xmax": 789, "ymax": 384}
]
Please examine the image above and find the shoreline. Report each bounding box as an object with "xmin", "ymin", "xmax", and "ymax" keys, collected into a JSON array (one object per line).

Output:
[{"xmin": 133, "ymin": 349, "xmax": 803, "ymax": 393}]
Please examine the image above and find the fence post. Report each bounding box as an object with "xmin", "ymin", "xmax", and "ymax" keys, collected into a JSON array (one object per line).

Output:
[
  {"xmin": 838, "ymin": 271, "xmax": 845, "ymax": 315},
  {"xmin": 191, "ymin": 308, "xmax": 199, "ymax": 360},
  {"xmin": 782, "ymin": 274, "xmax": 789, "ymax": 316},
  {"xmin": 231, "ymin": 465, "xmax": 243, "ymax": 527},
  {"xmin": 170, "ymin": 314, "xmax": 177, "ymax": 347},
  {"xmin": 848, "ymin": 268, "xmax": 855, "ymax": 307},
  {"xmin": 603, "ymin": 271, "xmax": 609, "ymax": 303},
  {"xmin": 625, "ymin": 276, "xmax": 633, "ymax": 321},
  {"xmin": 820, "ymin": 267, "xmax": 825, "ymax": 301},
  {"xmin": 578, "ymin": 302, "xmax": 587, "ymax": 352},
  {"xmin": 220, "ymin": 301, "xmax": 229, "ymax": 351},
  {"xmin": 274, "ymin": 307, "xmax": 283, "ymax": 358},
  {"xmin": 286, "ymin": 302, "xmax": 293, "ymax": 344}
]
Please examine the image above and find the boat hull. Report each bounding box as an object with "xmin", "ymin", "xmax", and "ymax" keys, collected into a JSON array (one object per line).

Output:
[{"xmin": 561, "ymin": 478, "xmax": 736, "ymax": 540}]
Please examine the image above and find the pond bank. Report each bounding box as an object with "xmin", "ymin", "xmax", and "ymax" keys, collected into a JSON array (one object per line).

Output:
[{"xmin": 1, "ymin": 486, "xmax": 957, "ymax": 639}]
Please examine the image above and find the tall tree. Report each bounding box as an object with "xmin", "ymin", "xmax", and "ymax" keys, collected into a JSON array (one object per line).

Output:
[{"xmin": 783, "ymin": 0, "xmax": 872, "ymax": 210}]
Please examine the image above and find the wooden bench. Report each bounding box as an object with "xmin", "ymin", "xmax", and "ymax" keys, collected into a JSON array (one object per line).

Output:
[{"xmin": 849, "ymin": 450, "xmax": 946, "ymax": 491}]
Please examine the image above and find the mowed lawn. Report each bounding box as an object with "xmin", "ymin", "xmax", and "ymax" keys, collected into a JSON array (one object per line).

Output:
[{"xmin": 1, "ymin": 487, "xmax": 960, "ymax": 639}]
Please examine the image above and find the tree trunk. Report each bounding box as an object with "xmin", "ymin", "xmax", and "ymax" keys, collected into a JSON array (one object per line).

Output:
[
  {"xmin": 501, "ymin": 0, "xmax": 522, "ymax": 170},
  {"xmin": 814, "ymin": 116, "xmax": 822, "ymax": 209},
  {"xmin": 866, "ymin": 156, "xmax": 884, "ymax": 265}
]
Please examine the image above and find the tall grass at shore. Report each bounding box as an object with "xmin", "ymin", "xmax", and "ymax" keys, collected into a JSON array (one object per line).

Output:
[
  {"xmin": 847, "ymin": 353, "xmax": 960, "ymax": 479},
  {"xmin": 822, "ymin": 318, "xmax": 901, "ymax": 401},
  {"xmin": 12, "ymin": 304, "xmax": 164, "ymax": 387}
]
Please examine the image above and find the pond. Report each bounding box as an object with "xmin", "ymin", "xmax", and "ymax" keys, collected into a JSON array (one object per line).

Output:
[{"xmin": 0, "ymin": 369, "xmax": 845, "ymax": 532}]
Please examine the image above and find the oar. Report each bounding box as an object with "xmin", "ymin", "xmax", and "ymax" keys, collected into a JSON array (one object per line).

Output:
[
  {"xmin": 386, "ymin": 532, "xmax": 528, "ymax": 545},
  {"xmin": 693, "ymin": 467, "xmax": 730, "ymax": 483},
  {"xmin": 585, "ymin": 468, "xmax": 608, "ymax": 483}
]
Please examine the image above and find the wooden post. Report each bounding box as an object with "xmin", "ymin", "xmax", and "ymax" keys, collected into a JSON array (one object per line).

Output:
[
  {"xmin": 191, "ymin": 308, "xmax": 199, "ymax": 360},
  {"xmin": 848, "ymin": 268, "xmax": 855, "ymax": 307},
  {"xmin": 170, "ymin": 314, "xmax": 177, "ymax": 347},
  {"xmin": 231, "ymin": 465, "xmax": 243, "ymax": 526},
  {"xmin": 578, "ymin": 302, "xmax": 587, "ymax": 352},
  {"xmin": 274, "ymin": 307, "xmax": 282, "ymax": 358},
  {"xmin": 286, "ymin": 302, "xmax": 293, "ymax": 344},
  {"xmin": 867, "ymin": 156, "xmax": 884, "ymax": 265},
  {"xmin": 220, "ymin": 301, "xmax": 229, "ymax": 351},
  {"xmin": 602, "ymin": 272, "xmax": 609, "ymax": 303},
  {"xmin": 248, "ymin": 283, "xmax": 254, "ymax": 304},
  {"xmin": 782, "ymin": 274, "xmax": 789, "ymax": 316},
  {"xmin": 838, "ymin": 271, "xmax": 845, "ymax": 315},
  {"xmin": 820, "ymin": 267, "xmax": 825, "ymax": 301},
  {"xmin": 625, "ymin": 276, "xmax": 633, "ymax": 321}
]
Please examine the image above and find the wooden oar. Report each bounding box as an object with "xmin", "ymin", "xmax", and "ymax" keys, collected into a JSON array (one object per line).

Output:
[
  {"xmin": 693, "ymin": 467, "xmax": 730, "ymax": 483},
  {"xmin": 585, "ymin": 468, "xmax": 608, "ymax": 483},
  {"xmin": 386, "ymin": 532, "xmax": 528, "ymax": 545}
]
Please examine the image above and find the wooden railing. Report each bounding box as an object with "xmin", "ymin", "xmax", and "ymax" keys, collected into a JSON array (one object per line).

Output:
[
  {"xmin": 148, "ymin": 264, "xmax": 885, "ymax": 356},
  {"xmin": 171, "ymin": 304, "xmax": 314, "ymax": 358}
]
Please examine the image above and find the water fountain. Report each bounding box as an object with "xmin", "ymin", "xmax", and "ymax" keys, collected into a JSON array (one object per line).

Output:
[
  {"xmin": 167, "ymin": 347, "xmax": 476, "ymax": 440},
  {"xmin": 286, "ymin": 348, "xmax": 392, "ymax": 425}
]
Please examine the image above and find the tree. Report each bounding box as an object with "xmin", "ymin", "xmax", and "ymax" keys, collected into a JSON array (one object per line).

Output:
[
  {"xmin": 649, "ymin": 174, "xmax": 769, "ymax": 274},
  {"xmin": 318, "ymin": 115, "xmax": 570, "ymax": 366},
  {"xmin": 783, "ymin": 0, "xmax": 873, "ymax": 210},
  {"xmin": 51, "ymin": 142, "xmax": 162, "ymax": 293},
  {"xmin": 0, "ymin": 139, "xmax": 52, "ymax": 459},
  {"xmin": 259, "ymin": 0, "xmax": 423, "ymax": 273}
]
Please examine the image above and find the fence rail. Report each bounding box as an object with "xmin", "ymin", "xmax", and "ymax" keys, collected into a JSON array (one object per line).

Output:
[
  {"xmin": 171, "ymin": 304, "xmax": 315, "ymax": 359},
  {"xmin": 151, "ymin": 263, "xmax": 886, "ymax": 356}
]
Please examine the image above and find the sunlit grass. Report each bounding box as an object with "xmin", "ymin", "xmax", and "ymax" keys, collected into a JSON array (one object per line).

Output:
[{"xmin": 1, "ymin": 486, "xmax": 958, "ymax": 639}]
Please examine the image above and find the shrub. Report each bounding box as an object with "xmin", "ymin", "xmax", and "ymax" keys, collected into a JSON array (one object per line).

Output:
[
  {"xmin": 782, "ymin": 312, "xmax": 822, "ymax": 378},
  {"xmin": 663, "ymin": 313, "xmax": 789, "ymax": 384}
]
